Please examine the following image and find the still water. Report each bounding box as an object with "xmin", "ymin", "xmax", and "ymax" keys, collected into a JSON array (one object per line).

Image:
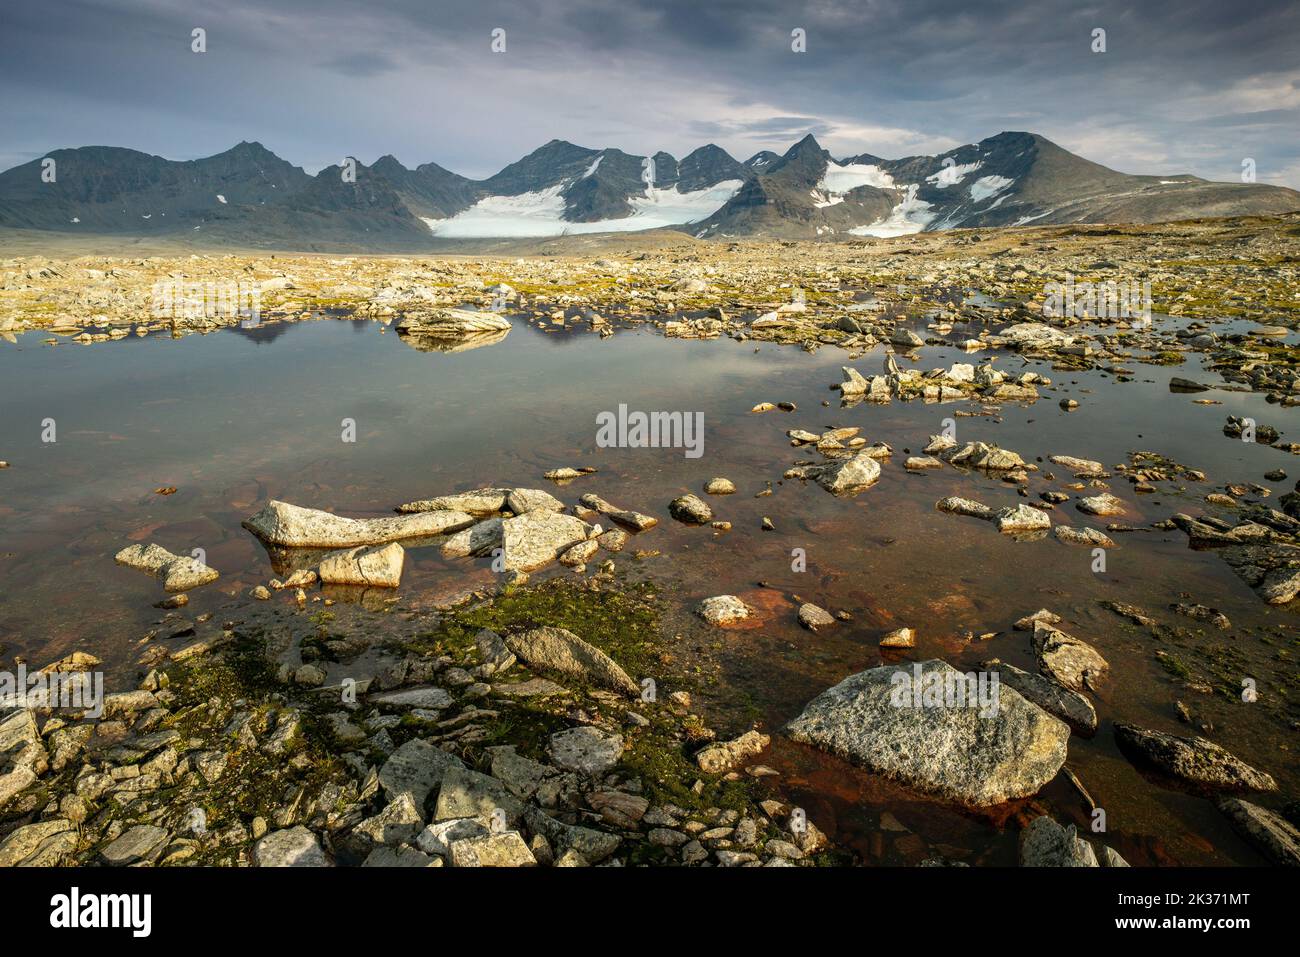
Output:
[{"xmin": 0, "ymin": 313, "xmax": 1294, "ymax": 864}]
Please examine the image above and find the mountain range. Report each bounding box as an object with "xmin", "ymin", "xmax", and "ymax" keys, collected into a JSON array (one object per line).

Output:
[{"xmin": 2, "ymin": 132, "xmax": 1296, "ymax": 249}]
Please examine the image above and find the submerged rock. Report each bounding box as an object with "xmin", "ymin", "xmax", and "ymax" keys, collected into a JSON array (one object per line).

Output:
[
  {"xmin": 995, "ymin": 504, "xmax": 1051, "ymax": 533},
  {"xmin": 697, "ymin": 595, "xmax": 751, "ymax": 625},
  {"xmin": 1114, "ymin": 724, "xmax": 1277, "ymax": 792},
  {"xmin": 1216, "ymin": 798, "xmax": 1300, "ymax": 865},
  {"xmin": 815, "ymin": 451, "xmax": 882, "ymax": 494},
  {"xmin": 784, "ymin": 659, "xmax": 1069, "ymax": 807},
  {"xmin": 243, "ymin": 500, "xmax": 474, "ymax": 547},
  {"xmin": 579, "ymin": 493, "xmax": 658, "ymax": 531},
  {"xmin": 669, "ymin": 493, "xmax": 713, "ymax": 524},
  {"xmin": 1019, "ymin": 816, "xmax": 1098, "ymax": 867},
  {"xmin": 114, "ymin": 542, "xmax": 219, "ymax": 592},
  {"xmin": 396, "ymin": 488, "xmax": 509, "ymax": 516}
]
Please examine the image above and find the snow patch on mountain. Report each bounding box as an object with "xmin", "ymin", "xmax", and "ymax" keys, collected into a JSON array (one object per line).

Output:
[
  {"xmin": 421, "ymin": 180, "xmax": 743, "ymax": 237},
  {"xmin": 848, "ymin": 185, "xmax": 936, "ymax": 237},
  {"xmin": 583, "ymin": 154, "xmax": 604, "ymax": 178},
  {"xmin": 927, "ymin": 162, "xmax": 982, "ymax": 188},
  {"xmin": 819, "ymin": 162, "xmax": 896, "ymax": 194},
  {"xmin": 969, "ymin": 175, "xmax": 1014, "ymax": 202}
]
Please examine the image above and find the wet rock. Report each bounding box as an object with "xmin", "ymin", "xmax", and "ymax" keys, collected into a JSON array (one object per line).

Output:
[
  {"xmin": 784, "ymin": 659, "xmax": 1069, "ymax": 807},
  {"xmin": 1049, "ymin": 454, "xmax": 1106, "ymax": 476},
  {"xmin": 905, "ymin": 455, "xmax": 944, "ymax": 470},
  {"xmin": 797, "ymin": 603, "xmax": 835, "ymax": 631},
  {"xmin": 114, "ymin": 542, "xmax": 219, "ymax": 592},
  {"xmin": 318, "ymin": 542, "xmax": 405, "ymax": 587},
  {"xmin": 1115, "ymin": 724, "xmax": 1277, "ymax": 792},
  {"xmin": 816, "ymin": 451, "xmax": 881, "ymax": 494},
  {"xmin": 1053, "ymin": 525, "xmax": 1115, "ymax": 547},
  {"xmin": 704, "ymin": 477, "xmax": 736, "ymax": 495},
  {"xmin": 578, "ymin": 493, "xmax": 658, "ymax": 531},
  {"xmin": 1077, "ymin": 493, "xmax": 1127, "ymax": 516},
  {"xmin": 697, "ymin": 595, "xmax": 751, "ymax": 625},
  {"xmin": 1032, "ymin": 622, "xmax": 1109, "ymax": 693},
  {"xmin": 559, "ymin": 538, "xmax": 599, "ymax": 566},
  {"xmin": 500, "ymin": 510, "xmax": 598, "ymax": 572},
  {"xmin": 936, "ymin": 496, "xmax": 994, "ymax": 520},
  {"xmin": 548, "ymin": 726, "xmax": 624, "ymax": 775},
  {"xmin": 995, "ymin": 504, "xmax": 1051, "ymax": 533},
  {"xmin": 983, "ymin": 659, "xmax": 1097, "ymax": 734},
  {"xmin": 0, "ymin": 708, "xmax": 46, "ymax": 806},
  {"xmin": 243, "ymin": 499, "xmax": 474, "ymax": 547},
  {"xmin": 397, "ymin": 488, "xmax": 510, "ymax": 516},
  {"xmin": 879, "ymin": 627, "xmax": 916, "ymax": 649},
  {"xmin": 695, "ymin": 730, "xmax": 770, "ymax": 774},
  {"xmin": 945, "ymin": 441, "xmax": 1026, "ymax": 471},
  {"xmin": 669, "ymin": 493, "xmax": 713, "ymax": 523},
  {"xmin": 504, "ymin": 625, "xmax": 638, "ymax": 696},
  {"xmin": 1216, "ymin": 798, "xmax": 1300, "ymax": 865},
  {"xmin": 507, "ymin": 487, "xmax": 565, "ymax": 515},
  {"xmin": 839, "ymin": 366, "xmax": 869, "ymax": 395}
]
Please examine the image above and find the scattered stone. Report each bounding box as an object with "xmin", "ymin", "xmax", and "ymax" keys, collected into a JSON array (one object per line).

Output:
[
  {"xmin": 695, "ymin": 731, "xmax": 770, "ymax": 774},
  {"xmin": 505, "ymin": 625, "xmax": 638, "ymax": 696},
  {"xmin": 114, "ymin": 542, "xmax": 219, "ymax": 592},
  {"xmin": 697, "ymin": 595, "xmax": 751, "ymax": 625}
]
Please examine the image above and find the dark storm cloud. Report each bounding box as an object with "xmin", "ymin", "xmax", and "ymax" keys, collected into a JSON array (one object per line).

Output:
[{"xmin": 2, "ymin": 0, "xmax": 1298, "ymax": 185}]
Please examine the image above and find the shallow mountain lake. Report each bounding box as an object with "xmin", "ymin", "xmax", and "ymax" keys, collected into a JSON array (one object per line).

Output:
[{"xmin": 0, "ymin": 311, "xmax": 1295, "ymax": 864}]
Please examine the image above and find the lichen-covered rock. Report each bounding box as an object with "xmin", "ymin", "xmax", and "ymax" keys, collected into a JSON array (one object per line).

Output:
[
  {"xmin": 504, "ymin": 625, "xmax": 638, "ymax": 696},
  {"xmin": 784, "ymin": 659, "xmax": 1069, "ymax": 807},
  {"xmin": 318, "ymin": 542, "xmax": 405, "ymax": 587},
  {"xmin": 243, "ymin": 499, "xmax": 474, "ymax": 547},
  {"xmin": 1115, "ymin": 724, "xmax": 1277, "ymax": 792}
]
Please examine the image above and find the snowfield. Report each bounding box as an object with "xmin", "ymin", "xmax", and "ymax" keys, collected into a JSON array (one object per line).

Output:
[
  {"xmin": 848, "ymin": 184, "xmax": 936, "ymax": 237},
  {"xmin": 818, "ymin": 162, "xmax": 896, "ymax": 194},
  {"xmin": 421, "ymin": 180, "xmax": 743, "ymax": 237},
  {"xmin": 969, "ymin": 175, "xmax": 1014, "ymax": 202}
]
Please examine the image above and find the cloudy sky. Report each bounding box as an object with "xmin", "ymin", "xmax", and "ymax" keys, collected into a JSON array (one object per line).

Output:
[{"xmin": 3, "ymin": 0, "xmax": 1298, "ymax": 185}]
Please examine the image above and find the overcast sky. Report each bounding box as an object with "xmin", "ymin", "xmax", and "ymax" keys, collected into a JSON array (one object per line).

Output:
[{"xmin": 3, "ymin": 0, "xmax": 1298, "ymax": 186}]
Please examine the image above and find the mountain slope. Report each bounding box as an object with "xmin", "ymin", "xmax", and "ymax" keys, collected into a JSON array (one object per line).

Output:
[{"xmin": 1, "ymin": 132, "xmax": 1296, "ymax": 248}]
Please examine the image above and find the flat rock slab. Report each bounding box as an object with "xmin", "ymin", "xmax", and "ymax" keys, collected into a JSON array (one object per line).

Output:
[
  {"xmin": 500, "ymin": 510, "xmax": 597, "ymax": 571},
  {"xmin": 254, "ymin": 826, "xmax": 330, "ymax": 866},
  {"xmin": 371, "ymin": 686, "xmax": 453, "ymax": 711},
  {"xmin": 243, "ymin": 499, "xmax": 474, "ymax": 547},
  {"xmin": 114, "ymin": 542, "xmax": 219, "ymax": 592},
  {"xmin": 318, "ymin": 542, "xmax": 405, "ymax": 587},
  {"xmin": 504, "ymin": 626, "xmax": 638, "ymax": 696},
  {"xmin": 101, "ymin": 824, "xmax": 169, "ymax": 865},
  {"xmin": 397, "ymin": 488, "xmax": 510, "ymax": 516},
  {"xmin": 1115, "ymin": 724, "xmax": 1277, "ymax": 792},
  {"xmin": 784, "ymin": 659, "xmax": 1069, "ymax": 807},
  {"xmin": 448, "ymin": 831, "xmax": 537, "ymax": 867},
  {"xmin": 548, "ymin": 726, "xmax": 624, "ymax": 775},
  {"xmin": 579, "ymin": 493, "xmax": 658, "ymax": 531}
]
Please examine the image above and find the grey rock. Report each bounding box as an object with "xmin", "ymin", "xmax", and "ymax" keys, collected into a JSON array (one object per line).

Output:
[
  {"xmin": 784, "ymin": 659, "xmax": 1069, "ymax": 807},
  {"xmin": 1115, "ymin": 724, "xmax": 1277, "ymax": 792},
  {"xmin": 254, "ymin": 826, "xmax": 330, "ymax": 867},
  {"xmin": 242, "ymin": 499, "xmax": 474, "ymax": 547},
  {"xmin": 1217, "ymin": 798, "xmax": 1300, "ymax": 865},
  {"xmin": 548, "ymin": 726, "xmax": 624, "ymax": 775},
  {"xmin": 505, "ymin": 626, "xmax": 638, "ymax": 696},
  {"xmin": 378, "ymin": 739, "xmax": 465, "ymax": 809},
  {"xmin": 114, "ymin": 542, "xmax": 218, "ymax": 592},
  {"xmin": 1019, "ymin": 816, "xmax": 1099, "ymax": 866},
  {"xmin": 318, "ymin": 542, "xmax": 405, "ymax": 588},
  {"xmin": 983, "ymin": 659, "xmax": 1098, "ymax": 735}
]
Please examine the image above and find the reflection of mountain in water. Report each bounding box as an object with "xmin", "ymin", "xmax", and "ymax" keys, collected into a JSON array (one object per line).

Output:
[{"xmin": 396, "ymin": 327, "xmax": 511, "ymax": 353}]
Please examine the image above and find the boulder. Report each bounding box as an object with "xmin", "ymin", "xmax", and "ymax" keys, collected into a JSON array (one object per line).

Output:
[
  {"xmin": 499, "ymin": 511, "xmax": 597, "ymax": 571},
  {"xmin": 1019, "ymin": 816, "xmax": 1098, "ymax": 866},
  {"xmin": 695, "ymin": 730, "xmax": 770, "ymax": 774},
  {"xmin": 816, "ymin": 451, "xmax": 881, "ymax": 495},
  {"xmin": 696, "ymin": 595, "xmax": 751, "ymax": 625},
  {"xmin": 983, "ymin": 659, "xmax": 1097, "ymax": 734},
  {"xmin": 1032, "ymin": 622, "xmax": 1109, "ymax": 693},
  {"xmin": 784, "ymin": 659, "xmax": 1069, "ymax": 807},
  {"xmin": 253, "ymin": 826, "xmax": 330, "ymax": 867},
  {"xmin": 1217, "ymin": 798, "xmax": 1300, "ymax": 865},
  {"xmin": 548, "ymin": 726, "xmax": 624, "ymax": 775}
]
